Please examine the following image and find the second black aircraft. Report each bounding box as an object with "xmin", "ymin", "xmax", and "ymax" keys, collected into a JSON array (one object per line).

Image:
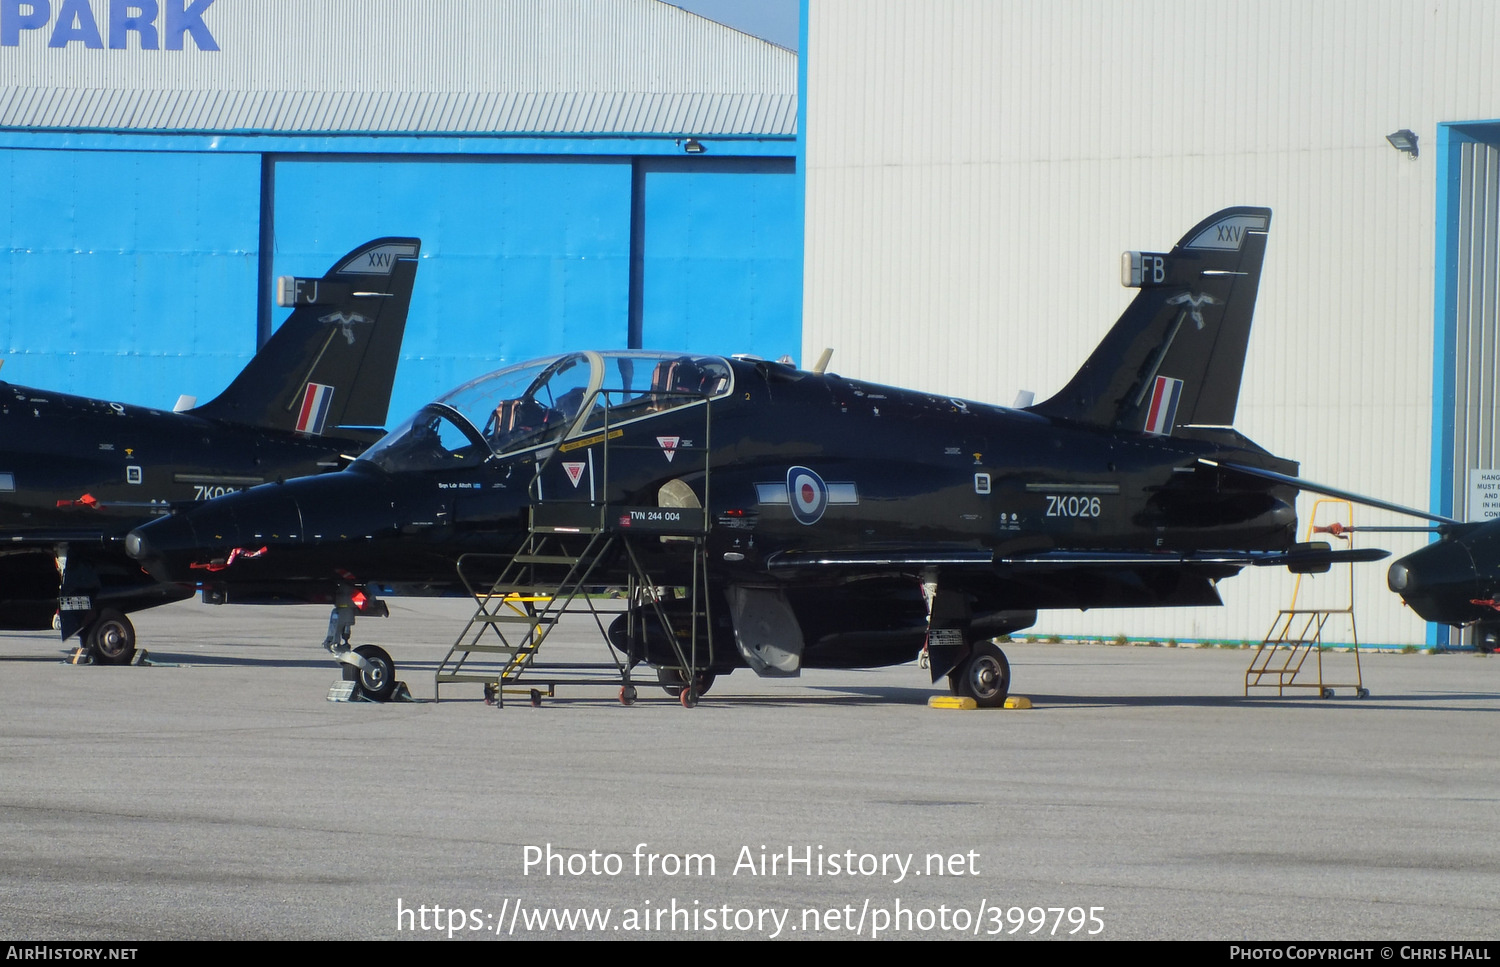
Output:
[
  {"xmin": 2, "ymin": 238, "xmax": 419, "ymax": 663},
  {"xmin": 128, "ymin": 208, "xmax": 1383, "ymax": 703}
]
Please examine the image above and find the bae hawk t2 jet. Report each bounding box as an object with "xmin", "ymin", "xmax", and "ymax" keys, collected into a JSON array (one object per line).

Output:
[
  {"xmin": 128, "ymin": 209, "xmax": 1383, "ymax": 704},
  {"xmin": 2, "ymin": 237, "xmax": 419, "ymax": 663}
]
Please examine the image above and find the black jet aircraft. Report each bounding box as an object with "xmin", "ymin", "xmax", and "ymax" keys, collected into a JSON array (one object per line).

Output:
[
  {"xmin": 1390, "ymin": 518, "xmax": 1500, "ymax": 651},
  {"xmin": 127, "ymin": 208, "xmax": 1384, "ymax": 705},
  {"xmin": 2, "ymin": 237, "xmax": 420, "ymax": 663}
]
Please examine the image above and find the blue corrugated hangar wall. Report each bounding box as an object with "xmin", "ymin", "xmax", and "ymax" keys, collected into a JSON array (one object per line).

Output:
[{"xmin": 0, "ymin": 138, "xmax": 800, "ymax": 423}]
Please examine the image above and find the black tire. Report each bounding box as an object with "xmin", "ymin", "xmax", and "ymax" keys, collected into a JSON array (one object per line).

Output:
[
  {"xmin": 1476, "ymin": 622, "xmax": 1500, "ymax": 654},
  {"xmin": 948, "ymin": 641, "xmax": 1010, "ymax": 708},
  {"xmin": 352, "ymin": 644, "xmax": 396, "ymax": 702},
  {"xmin": 657, "ymin": 666, "xmax": 715, "ymax": 698},
  {"xmin": 86, "ymin": 610, "xmax": 136, "ymax": 666}
]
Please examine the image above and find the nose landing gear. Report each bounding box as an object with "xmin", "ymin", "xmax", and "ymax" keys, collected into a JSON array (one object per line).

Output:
[{"xmin": 324, "ymin": 586, "xmax": 407, "ymax": 702}]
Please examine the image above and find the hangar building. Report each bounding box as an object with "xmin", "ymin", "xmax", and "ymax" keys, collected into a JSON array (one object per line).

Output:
[
  {"xmin": 7, "ymin": 0, "xmax": 1498, "ymax": 649},
  {"xmin": 802, "ymin": 0, "xmax": 1500, "ymax": 648},
  {"xmin": 0, "ymin": 0, "xmax": 800, "ymax": 422}
]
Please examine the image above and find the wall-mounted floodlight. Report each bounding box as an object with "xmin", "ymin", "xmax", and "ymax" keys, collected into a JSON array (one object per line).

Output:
[
  {"xmin": 1386, "ymin": 129, "xmax": 1419, "ymax": 158},
  {"xmin": 682, "ymin": 138, "xmax": 706, "ymax": 154}
]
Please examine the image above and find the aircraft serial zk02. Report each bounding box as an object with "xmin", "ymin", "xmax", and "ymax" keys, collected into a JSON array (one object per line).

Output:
[
  {"xmin": 127, "ymin": 208, "xmax": 1384, "ymax": 705},
  {"xmin": 1, "ymin": 237, "xmax": 419, "ymax": 664}
]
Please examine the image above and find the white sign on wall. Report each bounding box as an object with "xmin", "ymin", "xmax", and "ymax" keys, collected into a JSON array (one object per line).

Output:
[{"xmin": 1467, "ymin": 469, "xmax": 1500, "ymax": 521}]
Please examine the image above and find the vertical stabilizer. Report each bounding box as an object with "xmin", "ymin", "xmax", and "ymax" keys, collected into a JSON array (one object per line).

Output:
[
  {"xmin": 1029, "ymin": 208, "xmax": 1270, "ymax": 433},
  {"xmin": 191, "ymin": 238, "xmax": 420, "ymax": 433}
]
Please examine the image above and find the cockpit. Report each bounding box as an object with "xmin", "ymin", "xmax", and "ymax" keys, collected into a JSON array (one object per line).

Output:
[{"xmin": 356, "ymin": 351, "xmax": 733, "ymax": 473}]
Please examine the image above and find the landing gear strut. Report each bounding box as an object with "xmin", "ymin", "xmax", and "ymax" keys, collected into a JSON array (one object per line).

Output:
[
  {"xmin": 1475, "ymin": 621, "xmax": 1499, "ymax": 655},
  {"xmin": 325, "ymin": 586, "xmax": 398, "ymax": 701},
  {"xmin": 923, "ymin": 575, "xmax": 1015, "ymax": 708}
]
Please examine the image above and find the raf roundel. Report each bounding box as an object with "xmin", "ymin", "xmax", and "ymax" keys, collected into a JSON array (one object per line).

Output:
[{"xmin": 787, "ymin": 466, "xmax": 828, "ymax": 525}]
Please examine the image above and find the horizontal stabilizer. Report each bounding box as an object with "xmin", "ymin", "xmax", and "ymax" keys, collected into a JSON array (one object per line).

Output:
[{"xmin": 1202, "ymin": 459, "xmax": 1460, "ymax": 527}]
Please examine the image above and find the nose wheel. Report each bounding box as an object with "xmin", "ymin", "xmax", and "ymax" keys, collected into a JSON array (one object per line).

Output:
[{"xmin": 340, "ymin": 644, "xmax": 397, "ymax": 702}]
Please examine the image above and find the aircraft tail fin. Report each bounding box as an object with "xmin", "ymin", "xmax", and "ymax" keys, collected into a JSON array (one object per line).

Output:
[
  {"xmin": 1029, "ymin": 208, "xmax": 1270, "ymax": 433},
  {"xmin": 191, "ymin": 237, "xmax": 420, "ymax": 434}
]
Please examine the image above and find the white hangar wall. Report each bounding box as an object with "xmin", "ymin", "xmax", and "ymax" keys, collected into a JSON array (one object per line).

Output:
[{"xmin": 802, "ymin": 0, "xmax": 1500, "ymax": 647}]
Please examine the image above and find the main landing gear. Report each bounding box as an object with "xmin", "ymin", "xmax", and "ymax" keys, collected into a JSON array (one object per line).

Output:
[
  {"xmin": 656, "ymin": 666, "xmax": 716, "ymax": 701},
  {"xmin": 83, "ymin": 609, "xmax": 138, "ymax": 665},
  {"xmin": 922, "ymin": 576, "xmax": 1014, "ymax": 709},
  {"xmin": 324, "ymin": 587, "xmax": 405, "ymax": 702},
  {"xmin": 948, "ymin": 641, "xmax": 1011, "ymax": 709}
]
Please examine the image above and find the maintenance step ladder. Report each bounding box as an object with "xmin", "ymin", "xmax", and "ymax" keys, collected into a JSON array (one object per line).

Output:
[
  {"xmin": 1245, "ymin": 498, "xmax": 1369, "ymax": 699},
  {"xmin": 1245, "ymin": 608, "xmax": 1368, "ymax": 699},
  {"xmin": 433, "ymin": 503, "xmax": 717, "ymax": 706}
]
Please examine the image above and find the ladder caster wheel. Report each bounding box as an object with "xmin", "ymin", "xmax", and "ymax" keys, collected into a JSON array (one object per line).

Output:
[
  {"xmin": 1321, "ymin": 688, "xmax": 1334, "ymax": 699},
  {"xmin": 1357, "ymin": 688, "xmax": 1370, "ymax": 699},
  {"xmin": 483, "ymin": 684, "xmax": 499, "ymax": 706},
  {"xmin": 620, "ymin": 685, "xmax": 637, "ymax": 706},
  {"xmin": 680, "ymin": 688, "xmax": 698, "ymax": 709},
  {"xmin": 530, "ymin": 688, "xmax": 542, "ymax": 708}
]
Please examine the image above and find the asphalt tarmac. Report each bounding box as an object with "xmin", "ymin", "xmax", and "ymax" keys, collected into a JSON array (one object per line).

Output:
[{"xmin": 2, "ymin": 598, "xmax": 1496, "ymax": 941}]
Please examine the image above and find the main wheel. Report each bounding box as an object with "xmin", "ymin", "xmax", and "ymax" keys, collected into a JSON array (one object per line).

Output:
[
  {"xmin": 352, "ymin": 644, "xmax": 396, "ymax": 702},
  {"xmin": 657, "ymin": 666, "xmax": 715, "ymax": 698},
  {"xmin": 86, "ymin": 610, "xmax": 136, "ymax": 666},
  {"xmin": 948, "ymin": 641, "xmax": 1010, "ymax": 708}
]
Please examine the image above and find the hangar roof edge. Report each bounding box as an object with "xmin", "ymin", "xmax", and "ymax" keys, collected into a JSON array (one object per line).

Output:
[{"xmin": 0, "ymin": 0, "xmax": 798, "ymax": 138}]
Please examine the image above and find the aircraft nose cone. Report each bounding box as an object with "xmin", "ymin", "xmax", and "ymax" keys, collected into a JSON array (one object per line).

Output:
[
  {"xmin": 1388, "ymin": 539, "xmax": 1479, "ymax": 624},
  {"xmin": 1387, "ymin": 561, "xmax": 1409, "ymax": 593}
]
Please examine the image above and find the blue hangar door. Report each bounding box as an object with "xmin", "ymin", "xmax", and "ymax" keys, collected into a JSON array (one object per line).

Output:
[
  {"xmin": 0, "ymin": 148, "xmax": 262, "ymax": 409},
  {"xmin": 268, "ymin": 153, "xmax": 801, "ymax": 420},
  {"xmin": 633, "ymin": 156, "xmax": 801, "ymax": 361},
  {"xmin": 269, "ymin": 156, "xmax": 634, "ymax": 421}
]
